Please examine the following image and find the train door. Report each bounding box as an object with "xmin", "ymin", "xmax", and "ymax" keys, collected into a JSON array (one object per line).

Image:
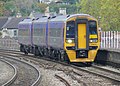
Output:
[
  {"xmin": 76, "ymin": 19, "xmax": 89, "ymax": 50},
  {"xmin": 78, "ymin": 24, "xmax": 86, "ymax": 49}
]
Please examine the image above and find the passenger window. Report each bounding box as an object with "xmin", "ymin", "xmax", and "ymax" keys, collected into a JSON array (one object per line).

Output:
[
  {"xmin": 89, "ymin": 21, "xmax": 97, "ymax": 35},
  {"xmin": 66, "ymin": 21, "xmax": 75, "ymax": 38}
]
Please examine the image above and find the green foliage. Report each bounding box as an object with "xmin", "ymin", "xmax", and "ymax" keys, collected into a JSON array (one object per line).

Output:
[
  {"xmin": 4, "ymin": 1, "xmax": 16, "ymax": 16},
  {"xmin": 0, "ymin": 0, "xmax": 11, "ymax": 2},
  {"xmin": 0, "ymin": 1, "xmax": 5, "ymax": 16},
  {"xmin": 32, "ymin": 4, "xmax": 38, "ymax": 11},
  {"xmin": 0, "ymin": 0, "xmax": 79, "ymax": 16},
  {"xmin": 79, "ymin": 0, "xmax": 120, "ymax": 31},
  {"xmin": 37, "ymin": 3, "xmax": 48, "ymax": 13},
  {"xmin": 49, "ymin": 3, "xmax": 78, "ymax": 14},
  {"xmin": 0, "ymin": 0, "xmax": 39, "ymax": 16},
  {"xmin": 62, "ymin": 0, "xmax": 79, "ymax": 4}
]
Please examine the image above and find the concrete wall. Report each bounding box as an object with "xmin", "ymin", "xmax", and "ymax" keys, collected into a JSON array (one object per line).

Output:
[
  {"xmin": 95, "ymin": 49, "xmax": 120, "ymax": 67},
  {"xmin": 0, "ymin": 37, "xmax": 19, "ymax": 50}
]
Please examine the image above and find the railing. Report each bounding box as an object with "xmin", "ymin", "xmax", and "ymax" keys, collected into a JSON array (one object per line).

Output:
[
  {"xmin": 100, "ymin": 31, "xmax": 119, "ymax": 49},
  {"xmin": 0, "ymin": 36, "xmax": 19, "ymax": 50}
]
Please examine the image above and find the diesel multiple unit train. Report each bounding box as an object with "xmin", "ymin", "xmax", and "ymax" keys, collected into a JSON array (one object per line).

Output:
[{"xmin": 18, "ymin": 14, "xmax": 100, "ymax": 64}]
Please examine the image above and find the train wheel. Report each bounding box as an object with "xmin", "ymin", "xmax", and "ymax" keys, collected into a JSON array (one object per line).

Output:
[
  {"xmin": 23, "ymin": 45, "xmax": 28, "ymax": 54},
  {"xmin": 20, "ymin": 44, "xmax": 23, "ymax": 52},
  {"xmin": 49, "ymin": 50, "xmax": 53, "ymax": 59},
  {"xmin": 57, "ymin": 51, "xmax": 61, "ymax": 61},
  {"xmin": 24, "ymin": 51, "xmax": 28, "ymax": 54},
  {"xmin": 86, "ymin": 62, "xmax": 93, "ymax": 66},
  {"xmin": 34, "ymin": 47, "xmax": 39, "ymax": 56},
  {"xmin": 46, "ymin": 49, "xmax": 50, "ymax": 58},
  {"xmin": 64, "ymin": 55, "xmax": 70, "ymax": 64},
  {"xmin": 54, "ymin": 51, "xmax": 58, "ymax": 61},
  {"xmin": 24, "ymin": 48, "xmax": 28, "ymax": 54},
  {"xmin": 60, "ymin": 51, "xmax": 65, "ymax": 62},
  {"xmin": 37, "ymin": 47, "xmax": 43, "ymax": 57},
  {"xmin": 47, "ymin": 49, "xmax": 50, "ymax": 58},
  {"xmin": 54, "ymin": 51, "xmax": 58, "ymax": 60},
  {"xmin": 44, "ymin": 48, "xmax": 48, "ymax": 57}
]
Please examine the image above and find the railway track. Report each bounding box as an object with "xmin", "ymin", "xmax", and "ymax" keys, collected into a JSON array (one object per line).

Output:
[
  {"xmin": 0, "ymin": 59, "xmax": 17, "ymax": 86},
  {"xmin": 0, "ymin": 52, "xmax": 41, "ymax": 86},
  {"xmin": 0, "ymin": 49, "xmax": 120, "ymax": 85},
  {"xmin": 72, "ymin": 65, "xmax": 120, "ymax": 84},
  {"xmin": 55, "ymin": 74, "xmax": 70, "ymax": 86}
]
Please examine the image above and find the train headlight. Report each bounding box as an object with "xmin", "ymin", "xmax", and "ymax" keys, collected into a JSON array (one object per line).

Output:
[
  {"xmin": 89, "ymin": 39, "xmax": 98, "ymax": 43},
  {"xmin": 66, "ymin": 39, "xmax": 74, "ymax": 43}
]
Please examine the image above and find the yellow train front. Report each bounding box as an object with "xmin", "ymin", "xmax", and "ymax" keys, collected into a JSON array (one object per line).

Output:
[{"xmin": 63, "ymin": 14, "xmax": 100, "ymax": 64}]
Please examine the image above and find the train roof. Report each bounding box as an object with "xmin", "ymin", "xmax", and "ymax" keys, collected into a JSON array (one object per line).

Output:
[
  {"xmin": 19, "ymin": 18, "xmax": 33, "ymax": 24},
  {"xmin": 18, "ymin": 14, "xmax": 96, "ymax": 24},
  {"xmin": 49, "ymin": 14, "xmax": 96, "ymax": 22},
  {"xmin": 49, "ymin": 15, "xmax": 68, "ymax": 22},
  {"xmin": 33, "ymin": 17, "xmax": 48, "ymax": 23},
  {"xmin": 67, "ymin": 14, "xmax": 95, "ymax": 19}
]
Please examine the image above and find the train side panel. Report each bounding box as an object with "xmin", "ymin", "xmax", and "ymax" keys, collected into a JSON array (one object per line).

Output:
[
  {"xmin": 18, "ymin": 23, "xmax": 32, "ymax": 45},
  {"xmin": 32, "ymin": 17, "xmax": 48, "ymax": 56},
  {"xmin": 33, "ymin": 22, "xmax": 46, "ymax": 46},
  {"xmin": 48, "ymin": 21, "xmax": 65, "ymax": 49}
]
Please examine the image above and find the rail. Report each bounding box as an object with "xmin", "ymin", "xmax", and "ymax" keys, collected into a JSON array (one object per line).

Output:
[
  {"xmin": 0, "ymin": 59, "xmax": 17, "ymax": 86},
  {"xmin": 0, "ymin": 52, "xmax": 41, "ymax": 86},
  {"xmin": 55, "ymin": 74, "xmax": 71, "ymax": 86}
]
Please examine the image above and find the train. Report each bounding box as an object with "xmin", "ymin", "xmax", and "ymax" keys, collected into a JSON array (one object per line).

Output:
[{"xmin": 18, "ymin": 14, "xmax": 100, "ymax": 65}]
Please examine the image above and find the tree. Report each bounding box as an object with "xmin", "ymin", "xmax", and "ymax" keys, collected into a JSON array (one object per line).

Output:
[
  {"xmin": 49, "ymin": 2, "xmax": 78, "ymax": 14},
  {"xmin": 62, "ymin": 0, "xmax": 79, "ymax": 4},
  {"xmin": 37, "ymin": 3, "xmax": 48, "ymax": 13},
  {"xmin": 0, "ymin": 1, "xmax": 4, "ymax": 16},
  {"xmin": 79, "ymin": 0, "xmax": 120, "ymax": 31},
  {"xmin": 0, "ymin": 0, "xmax": 12, "ymax": 2},
  {"xmin": 0, "ymin": 0, "xmax": 39, "ymax": 16}
]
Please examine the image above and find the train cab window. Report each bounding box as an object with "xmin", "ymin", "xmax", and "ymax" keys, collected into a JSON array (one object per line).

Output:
[
  {"xmin": 66, "ymin": 21, "xmax": 75, "ymax": 38},
  {"xmin": 89, "ymin": 21, "xmax": 97, "ymax": 34}
]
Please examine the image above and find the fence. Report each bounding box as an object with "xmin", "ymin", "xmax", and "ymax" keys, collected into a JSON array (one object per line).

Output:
[
  {"xmin": 0, "ymin": 36, "xmax": 19, "ymax": 50},
  {"xmin": 100, "ymin": 31, "xmax": 119, "ymax": 49}
]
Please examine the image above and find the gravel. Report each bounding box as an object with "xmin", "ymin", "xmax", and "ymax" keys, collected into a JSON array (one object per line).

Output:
[
  {"xmin": 29, "ymin": 57, "xmax": 120, "ymax": 86},
  {"xmin": 38, "ymin": 69, "xmax": 66, "ymax": 86}
]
